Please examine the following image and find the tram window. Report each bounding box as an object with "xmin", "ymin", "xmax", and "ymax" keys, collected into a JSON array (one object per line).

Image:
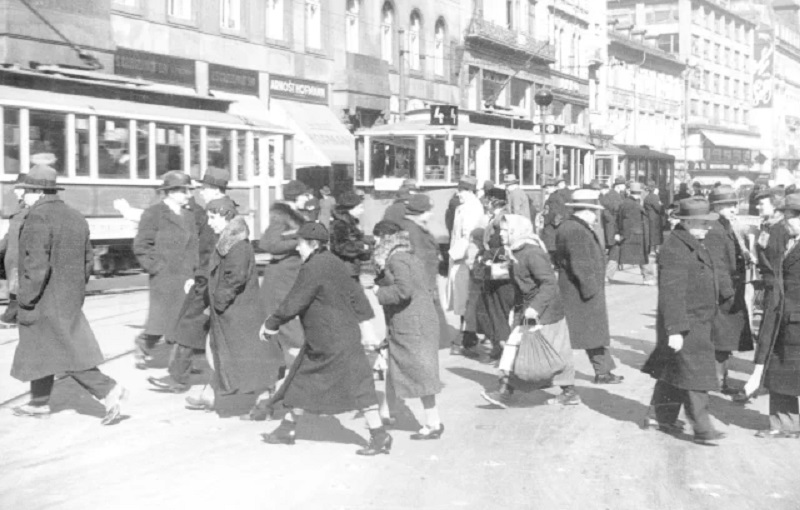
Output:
[
  {"xmin": 371, "ymin": 139, "xmax": 416, "ymax": 180},
  {"xmin": 424, "ymin": 139, "xmax": 447, "ymax": 181},
  {"xmin": 451, "ymin": 138, "xmax": 464, "ymax": 183},
  {"xmin": 2, "ymin": 108, "xmax": 21, "ymax": 174},
  {"xmin": 236, "ymin": 132, "xmax": 246, "ymax": 181},
  {"xmin": 207, "ymin": 128, "xmax": 231, "ymax": 175},
  {"xmin": 522, "ymin": 143, "xmax": 534, "ymax": 186},
  {"xmin": 29, "ymin": 111, "xmax": 66, "ymax": 174},
  {"xmin": 499, "ymin": 140, "xmax": 514, "ymax": 183},
  {"xmin": 155, "ymin": 124, "xmax": 185, "ymax": 177},
  {"xmin": 75, "ymin": 116, "xmax": 91, "ymax": 176},
  {"xmin": 135, "ymin": 122, "xmax": 150, "ymax": 179},
  {"xmin": 356, "ymin": 138, "xmax": 365, "ymax": 181},
  {"xmin": 189, "ymin": 127, "xmax": 202, "ymax": 179},
  {"xmin": 98, "ymin": 118, "xmax": 131, "ymax": 178}
]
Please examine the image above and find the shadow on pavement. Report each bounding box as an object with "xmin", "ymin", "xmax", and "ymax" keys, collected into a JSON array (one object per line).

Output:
[
  {"xmin": 610, "ymin": 335, "xmax": 653, "ymax": 371},
  {"xmin": 709, "ymin": 393, "xmax": 765, "ymax": 432},
  {"xmin": 576, "ymin": 386, "xmax": 649, "ymax": 426},
  {"xmin": 447, "ymin": 366, "xmax": 498, "ymax": 390},
  {"xmin": 48, "ymin": 378, "xmax": 106, "ymax": 419},
  {"xmin": 296, "ymin": 414, "xmax": 368, "ymax": 446}
]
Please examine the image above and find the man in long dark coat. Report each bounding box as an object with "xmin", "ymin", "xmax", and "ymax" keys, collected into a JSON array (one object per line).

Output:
[
  {"xmin": 148, "ymin": 167, "xmax": 228, "ymax": 392},
  {"xmin": 600, "ymin": 177, "xmax": 625, "ymax": 280},
  {"xmin": 540, "ymin": 177, "xmax": 570, "ymax": 259},
  {"xmin": 643, "ymin": 181, "xmax": 664, "ymax": 255},
  {"xmin": 705, "ymin": 185, "xmax": 754, "ymax": 394},
  {"xmin": 615, "ymin": 182, "xmax": 655, "ymax": 285},
  {"xmin": 10, "ymin": 166, "xmax": 127, "ymax": 424},
  {"xmin": 555, "ymin": 189, "xmax": 624, "ymax": 384},
  {"xmin": 0, "ymin": 173, "xmax": 29, "ymax": 327},
  {"xmin": 133, "ymin": 171, "xmax": 199, "ymax": 369},
  {"xmin": 744, "ymin": 194, "xmax": 800, "ymax": 438},
  {"xmin": 642, "ymin": 197, "xmax": 725, "ymax": 445}
]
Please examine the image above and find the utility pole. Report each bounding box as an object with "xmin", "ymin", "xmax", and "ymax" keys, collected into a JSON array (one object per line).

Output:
[{"xmin": 398, "ymin": 28, "xmax": 406, "ymax": 121}]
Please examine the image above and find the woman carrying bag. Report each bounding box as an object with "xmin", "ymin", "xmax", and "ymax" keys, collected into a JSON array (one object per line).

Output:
[{"xmin": 480, "ymin": 214, "xmax": 579, "ymax": 408}]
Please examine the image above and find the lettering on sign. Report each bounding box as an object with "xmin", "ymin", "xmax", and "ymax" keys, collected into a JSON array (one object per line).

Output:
[
  {"xmin": 269, "ymin": 74, "xmax": 328, "ymax": 104},
  {"xmin": 115, "ymin": 48, "xmax": 195, "ymax": 86},
  {"xmin": 209, "ymin": 64, "xmax": 259, "ymax": 95},
  {"xmin": 752, "ymin": 30, "xmax": 775, "ymax": 108}
]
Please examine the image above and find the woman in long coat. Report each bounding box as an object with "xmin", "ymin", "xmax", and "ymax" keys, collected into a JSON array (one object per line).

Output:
[
  {"xmin": 260, "ymin": 222, "xmax": 392, "ymax": 456},
  {"xmin": 185, "ymin": 199, "xmax": 278, "ymax": 416},
  {"xmin": 641, "ymin": 198, "xmax": 724, "ymax": 444},
  {"xmin": 616, "ymin": 184, "xmax": 653, "ymax": 284},
  {"xmin": 330, "ymin": 190, "xmax": 372, "ymax": 279},
  {"xmin": 372, "ymin": 222, "xmax": 444, "ymax": 439},
  {"xmin": 480, "ymin": 214, "xmax": 579, "ymax": 408},
  {"xmin": 643, "ymin": 185, "xmax": 664, "ymax": 253}
]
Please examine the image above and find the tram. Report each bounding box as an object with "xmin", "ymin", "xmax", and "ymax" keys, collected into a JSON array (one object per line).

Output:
[
  {"xmin": 0, "ymin": 66, "xmax": 291, "ymax": 273},
  {"xmin": 354, "ymin": 109, "xmax": 596, "ymax": 242}
]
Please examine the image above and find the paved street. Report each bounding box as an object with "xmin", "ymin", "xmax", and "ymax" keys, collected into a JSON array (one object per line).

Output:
[{"xmin": 1, "ymin": 269, "xmax": 799, "ymax": 510}]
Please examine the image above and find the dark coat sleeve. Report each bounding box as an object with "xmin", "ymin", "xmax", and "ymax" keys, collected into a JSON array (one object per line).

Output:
[
  {"xmin": 133, "ymin": 206, "xmax": 161, "ymax": 275},
  {"xmin": 263, "ymin": 260, "xmax": 322, "ymax": 330},
  {"xmin": 17, "ymin": 211, "xmax": 52, "ymax": 309},
  {"xmin": 704, "ymin": 226, "xmax": 735, "ymax": 302},
  {"xmin": 212, "ymin": 243, "xmax": 252, "ymax": 314},
  {"xmin": 376, "ymin": 256, "xmax": 414, "ymax": 307},
  {"xmin": 658, "ymin": 242, "xmax": 690, "ymax": 335},
  {"xmin": 560, "ymin": 226, "xmax": 599, "ymax": 301},
  {"xmin": 515, "ymin": 246, "xmax": 559, "ymax": 317}
]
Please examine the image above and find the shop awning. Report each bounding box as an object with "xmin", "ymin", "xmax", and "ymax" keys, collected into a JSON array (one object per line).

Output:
[
  {"xmin": 700, "ymin": 130, "xmax": 762, "ymax": 150},
  {"xmin": 270, "ymin": 99, "xmax": 355, "ymax": 168},
  {"xmin": 616, "ymin": 144, "xmax": 675, "ymax": 160}
]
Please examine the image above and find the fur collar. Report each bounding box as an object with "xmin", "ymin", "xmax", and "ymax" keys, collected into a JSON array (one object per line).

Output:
[{"xmin": 217, "ymin": 216, "xmax": 250, "ymax": 256}]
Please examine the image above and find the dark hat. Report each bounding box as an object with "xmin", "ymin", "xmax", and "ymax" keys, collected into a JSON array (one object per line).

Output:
[
  {"xmin": 320, "ymin": 185, "xmax": 331, "ymax": 195},
  {"xmin": 566, "ymin": 189, "xmax": 604, "ymax": 210},
  {"xmin": 586, "ymin": 179, "xmax": 601, "ymax": 191},
  {"xmin": 503, "ymin": 173, "xmax": 519, "ymax": 185},
  {"xmin": 628, "ymin": 182, "xmax": 644, "ymax": 194},
  {"xmin": 18, "ymin": 165, "xmax": 64, "ymax": 190},
  {"xmin": 556, "ymin": 175, "xmax": 567, "ymax": 185},
  {"xmin": 406, "ymin": 194, "xmax": 433, "ymax": 215},
  {"xmin": 205, "ymin": 196, "xmax": 238, "ymax": 218},
  {"xmin": 613, "ymin": 176, "xmax": 627, "ymax": 186},
  {"xmin": 544, "ymin": 177, "xmax": 557, "ymax": 187},
  {"xmin": 489, "ymin": 197, "xmax": 507, "ymax": 210},
  {"xmin": 483, "ymin": 180, "xmax": 495, "ymax": 191},
  {"xmin": 755, "ymin": 187, "xmax": 784, "ymax": 201},
  {"xmin": 283, "ymin": 180, "xmax": 308, "ymax": 202},
  {"xmin": 157, "ymin": 170, "xmax": 194, "ymax": 191},
  {"xmin": 200, "ymin": 166, "xmax": 230, "ymax": 189},
  {"xmin": 674, "ymin": 197, "xmax": 719, "ymax": 221},
  {"xmin": 779, "ymin": 193, "xmax": 800, "ymax": 212},
  {"xmin": 337, "ymin": 190, "xmax": 363, "ymax": 209},
  {"xmin": 13, "ymin": 172, "xmax": 27, "ymax": 188},
  {"xmin": 400, "ymin": 178, "xmax": 418, "ymax": 190},
  {"xmin": 296, "ymin": 221, "xmax": 329, "ymax": 242},
  {"xmin": 709, "ymin": 185, "xmax": 738, "ymax": 205},
  {"xmin": 692, "ymin": 181, "xmax": 702, "ymax": 188},
  {"xmin": 458, "ymin": 176, "xmax": 478, "ymax": 192}
]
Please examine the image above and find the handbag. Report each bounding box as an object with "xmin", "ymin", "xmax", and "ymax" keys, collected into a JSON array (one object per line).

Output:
[{"xmin": 512, "ymin": 324, "xmax": 566, "ymax": 385}]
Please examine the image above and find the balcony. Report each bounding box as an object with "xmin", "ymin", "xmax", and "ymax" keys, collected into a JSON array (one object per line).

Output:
[{"xmin": 464, "ymin": 17, "xmax": 555, "ymax": 64}]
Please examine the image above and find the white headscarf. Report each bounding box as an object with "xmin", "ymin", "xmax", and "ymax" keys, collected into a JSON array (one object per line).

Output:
[{"xmin": 503, "ymin": 214, "xmax": 546, "ymax": 252}]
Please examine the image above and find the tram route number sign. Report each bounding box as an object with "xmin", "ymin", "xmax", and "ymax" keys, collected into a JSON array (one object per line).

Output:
[{"xmin": 430, "ymin": 105, "xmax": 458, "ymax": 126}]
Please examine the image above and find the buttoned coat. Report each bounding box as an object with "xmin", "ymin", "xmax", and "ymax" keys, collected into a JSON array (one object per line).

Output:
[
  {"xmin": 642, "ymin": 227, "xmax": 720, "ymax": 391},
  {"xmin": 134, "ymin": 201, "xmax": 199, "ymax": 337},
  {"xmin": 264, "ymin": 250, "xmax": 378, "ymax": 414},
  {"xmin": 207, "ymin": 217, "xmax": 277, "ymax": 395},
  {"xmin": 617, "ymin": 196, "xmax": 650, "ymax": 265},
  {"xmin": 0, "ymin": 205, "xmax": 28, "ymax": 294},
  {"xmin": 11, "ymin": 196, "xmax": 104, "ymax": 381},
  {"xmin": 643, "ymin": 191, "xmax": 664, "ymax": 250},
  {"xmin": 554, "ymin": 216, "xmax": 611, "ymax": 349},
  {"xmin": 705, "ymin": 216, "xmax": 753, "ymax": 352},
  {"xmin": 376, "ymin": 251, "xmax": 442, "ymax": 399},
  {"xmin": 755, "ymin": 223, "xmax": 800, "ymax": 396}
]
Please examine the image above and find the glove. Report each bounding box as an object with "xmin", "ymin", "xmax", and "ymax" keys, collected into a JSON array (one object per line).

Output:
[
  {"xmin": 184, "ymin": 279, "xmax": 195, "ymax": 294},
  {"xmin": 259, "ymin": 323, "xmax": 278, "ymax": 343},
  {"xmin": 668, "ymin": 334, "xmax": 684, "ymax": 352}
]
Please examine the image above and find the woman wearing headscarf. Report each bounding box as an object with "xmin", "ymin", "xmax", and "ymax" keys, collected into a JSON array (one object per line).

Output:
[
  {"xmin": 184, "ymin": 198, "xmax": 276, "ymax": 416},
  {"xmin": 259, "ymin": 222, "xmax": 392, "ymax": 456},
  {"xmin": 371, "ymin": 221, "xmax": 444, "ymax": 439},
  {"xmin": 480, "ymin": 214, "xmax": 579, "ymax": 408}
]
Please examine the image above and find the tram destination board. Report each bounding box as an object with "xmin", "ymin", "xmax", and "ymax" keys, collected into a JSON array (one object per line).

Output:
[{"xmin": 430, "ymin": 105, "xmax": 458, "ymax": 126}]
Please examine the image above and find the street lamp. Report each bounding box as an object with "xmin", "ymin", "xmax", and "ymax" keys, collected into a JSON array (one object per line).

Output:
[{"xmin": 534, "ymin": 89, "xmax": 554, "ymax": 188}]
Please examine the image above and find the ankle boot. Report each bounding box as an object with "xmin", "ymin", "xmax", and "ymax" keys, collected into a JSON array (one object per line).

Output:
[{"xmin": 356, "ymin": 427, "xmax": 393, "ymax": 456}]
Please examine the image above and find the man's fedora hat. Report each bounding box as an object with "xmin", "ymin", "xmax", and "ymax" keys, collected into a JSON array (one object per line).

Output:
[
  {"xmin": 337, "ymin": 190, "xmax": 363, "ymax": 209},
  {"xmin": 320, "ymin": 185, "xmax": 332, "ymax": 195},
  {"xmin": 779, "ymin": 193, "xmax": 800, "ymax": 213},
  {"xmin": 13, "ymin": 172, "xmax": 27, "ymax": 188},
  {"xmin": 709, "ymin": 185, "xmax": 738, "ymax": 205},
  {"xmin": 613, "ymin": 176, "xmax": 627, "ymax": 186},
  {"xmin": 503, "ymin": 173, "xmax": 519, "ymax": 185},
  {"xmin": 296, "ymin": 222, "xmax": 330, "ymax": 242},
  {"xmin": 283, "ymin": 180, "xmax": 308, "ymax": 201},
  {"xmin": 157, "ymin": 170, "xmax": 194, "ymax": 191},
  {"xmin": 566, "ymin": 189, "xmax": 604, "ymax": 210},
  {"xmin": 18, "ymin": 165, "xmax": 64, "ymax": 190},
  {"xmin": 674, "ymin": 197, "xmax": 719, "ymax": 221},
  {"xmin": 628, "ymin": 182, "xmax": 644, "ymax": 194},
  {"xmin": 200, "ymin": 166, "xmax": 230, "ymax": 189},
  {"xmin": 406, "ymin": 194, "xmax": 434, "ymax": 215}
]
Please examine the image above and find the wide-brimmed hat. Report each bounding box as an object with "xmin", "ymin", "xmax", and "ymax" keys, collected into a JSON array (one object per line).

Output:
[
  {"xmin": 18, "ymin": 165, "xmax": 64, "ymax": 190},
  {"xmin": 296, "ymin": 222, "xmax": 329, "ymax": 242},
  {"xmin": 674, "ymin": 197, "xmax": 719, "ymax": 221},
  {"xmin": 585, "ymin": 179, "xmax": 601, "ymax": 191},
  {"xmin": 157, "ymin": 170, "xmax": 194, "ymax": 191},
  {"xmin": 566, "ymin": 189, "xmax": 604, "ymax": 210},
  {"xmin": 503, "ymin": 173, "xmax": 519, "ymax": 185},
  {"xmin": 613, "ymin": 176, "xmax": 627, "ymax": 186},
  {"xmin": 320, "ymin": 185, "xmax": 331, "ymax": 196},
  {"xmin": 755, "ymin": 187, "xmax": 784, "ymax": 201},
  {"xmin": 628, "ymin": 182, "xmax": 644, "ymax": 194},
  {"xmin": 200, "ymin": 166, "xmax": 229, "ymax": 190},
  {"xmin": 458, "ymin": 176, "xmax": 478, "ymax": 192},
  {"xmin": 709, "ymin": 185, "xmax": 738, "ymax": 205},
  {"xmin": 337, "ymin": 190, "xmax": 363, "ymax": 209},
  {"xmin": 544, "ymin": 177, "xmax": 557, "ymax": 187},
  {"xmin": 779, "ymin": 193, "xmax": 800, "ymax": 213},
  {"xmin": 406, "ymin": 194, "xmax": 433, "ymax": 215},
  {"xmin": 283, "ymin": 180, "xmax": 308, "ymax": 202},
  {"xmin": 13, "ymin": 173, "xmax": 27, "ymax": 188}
]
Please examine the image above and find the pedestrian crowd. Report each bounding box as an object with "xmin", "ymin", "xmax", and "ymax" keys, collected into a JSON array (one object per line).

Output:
[{"xmin": 4, "ymin": 164, "xmax": 800, "ymax": 456}]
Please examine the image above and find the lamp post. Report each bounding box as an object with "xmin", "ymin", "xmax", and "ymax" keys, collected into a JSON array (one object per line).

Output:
[{"xmin": 534, "ymin": 89, "xmax": 554, "ymax": 186}]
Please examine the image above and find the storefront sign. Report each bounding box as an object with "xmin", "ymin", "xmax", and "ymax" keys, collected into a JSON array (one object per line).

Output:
[
  {"xmin": 209, "ymin": 64, "xmax": 259, "ymax": 96},
  {"xmin": 752, "ymin": 30, "xmax": 775, "ymax": 108},
  {"xmin": 703, "ymin": 147, "xmax": 752, "ymax": 164},
  {"xmin": 115, "ymin": 48, "xmax": 195, "ymax": 86},
  {"xmin": 269, "ymin": 74, "xmax": 328, "ymax": 104}
]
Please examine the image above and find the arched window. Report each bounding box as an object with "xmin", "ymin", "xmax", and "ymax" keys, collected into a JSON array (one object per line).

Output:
[
  {"xmin": 381, "ymin": 2, "xmax": 394, "ymax": 64},
  {"xmin": 409, "ymin": 11, "xmax": 422, "ymax": 71},
  {"xmin": 434, "ymin": 18, "xmax": 446, "ymax": 76},
  {"xmin": 346, "ymin": 0, "xmax": 360, "ymax": 53}
]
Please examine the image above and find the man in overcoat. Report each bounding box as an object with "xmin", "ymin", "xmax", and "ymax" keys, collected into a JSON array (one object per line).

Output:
[
  {"xmin": 643, "ymin": 181, "xmax": 664, "ymax": 255},
  {"xmin": 615, "ymin": 182, "xmax": 655, "ymax": 285},
  {"xmin": 133, "ymin": 171, "xmax": 199, "ymax": 369},
  {"xmin": 10, "ymin": 166, "xmax": 127, "ymax": 424},
  {"xmin": 504, "ymin": 174, "xmax": 531, "ymax": 220},
  {"xmin": 600, "ymin": 177, "xmax": 625, "ymax": 280},
  {"xmin": 0, "ymin": 173, "xmax": 29, "ymax": 327},
  {"xmin": 705, "ymin": 185, "xmax": 754, "ymax": 394},
  {"xmin": 642, "ymin": 197, "xmax": 725, "ymax": 445},
  {"xmin": 540, "ymin": 177, "xmax": 570, "ymax": 258},
  {"xmin": 744, "ymin": 194, "xmax": 800, "ymax": 438},
  {"xmin": 148, "ymin": 167, "xmax": 228, "ymax": 392},
  {"xmin": 555, "ymin": 189, "xmax": 624, "ymax": 384}
]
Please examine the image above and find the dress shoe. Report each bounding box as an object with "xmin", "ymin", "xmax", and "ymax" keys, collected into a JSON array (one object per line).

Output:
[
  {"xmin": 101, "ymin": 384, "xmax": 128, "ymax": 426},
  {"xmin": 12, "ymin": 403, "xmax": 51, "ymax": 418},
  {"xmin": 147, "ymin": 375, "xmax": 190, "ymax": 393},
  {"xmin": 693, "ymin": 431, "xmax": 725, "ymax": 445},
  {"xmin": 755, "ymin": 429, "xmax": 800, "ymax": 439},
  {"xmin": 185, "ymin": 396, "xmax": 214, "ymax": 411},
  {"xmin": 641, "ymin": 417, "xmax": 683, "ymax": 435},
  {"xmin": 410, "ymin": 424, "xmax": 445, "ymax": 440},
  {"xmin": 594, "ymin": 373, "xmax": 625, "ymax": 385},
  {"xmin": 547, "ymin": 390, "xmax": 582, "ymax": 406},
  {"xmin": 261, "ymin": 421, "xmax": 296, "ymax": 445},
  {"xmin": 356, "ymin": 430, "xmax": 393, "ymax": 456}
]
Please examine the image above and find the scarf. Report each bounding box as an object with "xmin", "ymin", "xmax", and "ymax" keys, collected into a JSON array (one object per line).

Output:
[
  {"xmin": 504, "ymin": 214, "xmax": 547, "ymax": 258},
  {"xmin": 373, "ymin": 231, "xmax": 412, "ymax": 271}
]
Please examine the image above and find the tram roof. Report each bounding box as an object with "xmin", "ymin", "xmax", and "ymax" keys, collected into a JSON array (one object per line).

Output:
[
  {"xmin": 356, "ymin": 121, "xmax": 595, "ymax": 150},
  {"xmin": 0, "ymin": 84, "xmax": 293, "ymax": 135}
]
